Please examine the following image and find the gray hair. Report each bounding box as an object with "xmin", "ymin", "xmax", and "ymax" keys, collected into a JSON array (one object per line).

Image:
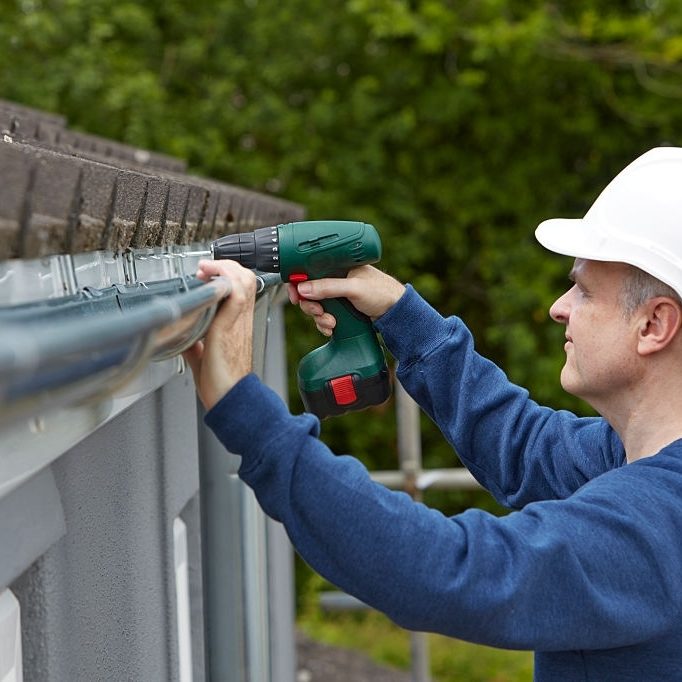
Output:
[{"xmin": 620, "ymin": 265, "xmax": 682, "ymax": 317}]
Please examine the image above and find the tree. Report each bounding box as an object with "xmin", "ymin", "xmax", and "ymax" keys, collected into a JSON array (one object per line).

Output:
[{"xmin": 2, "ymin": 0, "xmax": 682, "ymax": 483}]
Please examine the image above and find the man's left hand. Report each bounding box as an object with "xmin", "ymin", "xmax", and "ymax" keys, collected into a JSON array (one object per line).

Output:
[{"xmin": 183, "ymin": 260, "xmax": 258, "ymax": 410}]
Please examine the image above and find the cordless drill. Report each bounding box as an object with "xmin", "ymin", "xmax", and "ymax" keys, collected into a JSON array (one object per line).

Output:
[{"xmin": 211, "ymin": 220, "xmax": 391, "ymax": 418}]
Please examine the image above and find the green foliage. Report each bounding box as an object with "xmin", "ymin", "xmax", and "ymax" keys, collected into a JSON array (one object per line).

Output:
[
  {"xmin": 2, "ymin": 0, "xmax": 680, "ymax": 479},
  {"xmin": 297, "ymin": 604, "xmax": 533, "ymax": 681}
]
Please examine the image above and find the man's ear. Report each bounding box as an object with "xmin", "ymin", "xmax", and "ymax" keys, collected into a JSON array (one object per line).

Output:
[{"xmin": 637, "ymin": 297, "xmax": 682, "ymax": 356}]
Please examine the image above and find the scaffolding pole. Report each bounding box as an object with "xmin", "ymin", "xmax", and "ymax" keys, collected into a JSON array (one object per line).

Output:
[{"xmin": 395, "ymin": 379, "xmax": 432, "ymax": 682}]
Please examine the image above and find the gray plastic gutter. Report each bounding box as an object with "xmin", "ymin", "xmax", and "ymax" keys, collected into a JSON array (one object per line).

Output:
[{"xmin": 0, "ymin": 275, "xmax": 234, "ymax": 424}]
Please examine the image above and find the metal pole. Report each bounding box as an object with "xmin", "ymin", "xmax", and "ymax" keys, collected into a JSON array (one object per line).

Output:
[
  {"xmin": 395, "ymin": 380, "xmax": 432, "ymax": 682},
  {"xmin": 263, "ymin": 296, "xmax": 297, "ymax": 682},
  {"xmin": 371, "ymin": 467, "xmax": 480, "ymax": 491}
]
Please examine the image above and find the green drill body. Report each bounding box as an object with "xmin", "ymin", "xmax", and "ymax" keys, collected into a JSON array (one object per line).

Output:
[{"xmin": 211, "ymin": 220, "xmax": 391, "ymax": 418}]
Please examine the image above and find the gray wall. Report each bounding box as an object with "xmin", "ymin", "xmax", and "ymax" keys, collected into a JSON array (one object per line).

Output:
[
  {"xmin": 1, "ymin": 291, "xmax": 295, "ymax": 682},
  {"xmin": 10, "ymin": 372, "xmax": 202, "ymax": 682}
]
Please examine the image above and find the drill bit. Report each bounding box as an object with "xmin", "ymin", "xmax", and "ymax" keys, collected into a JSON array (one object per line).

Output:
[{"xmin": 178, "ymin": 250, "xmax": 212, "ymax": 258}]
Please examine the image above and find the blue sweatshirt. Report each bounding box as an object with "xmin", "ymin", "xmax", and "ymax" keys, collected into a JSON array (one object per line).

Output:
[{"xmin": 206, "ymin": 285, "xmax": 682, "ymax": 681}]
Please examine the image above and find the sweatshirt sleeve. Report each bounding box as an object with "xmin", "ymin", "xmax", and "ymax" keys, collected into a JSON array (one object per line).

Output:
[
  {"xmin": 374, "ymin": 286, "xmax": 625, "ymax": 508},
  {"xmin": 205, "ymin": 375, "xmax": 682, "ymax": 651}
]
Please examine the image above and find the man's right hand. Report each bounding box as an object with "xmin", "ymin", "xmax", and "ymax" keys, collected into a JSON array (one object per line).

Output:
[{"xmin": 287, "ymin": 265, "xmax": 406, "ymax": 337}]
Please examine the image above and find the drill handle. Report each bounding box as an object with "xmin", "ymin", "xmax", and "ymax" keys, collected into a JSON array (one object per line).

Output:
[
  {"xmin": 297, "ymin": 296, "xmax": 391, "ymax": 418},
  {"xmin": 320, "ymin": 297, "xmax": 374, "ymax": 340}
]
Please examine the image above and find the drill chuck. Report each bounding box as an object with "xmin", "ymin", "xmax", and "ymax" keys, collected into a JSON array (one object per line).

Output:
[{"xmin": 211, "ymin": 225, "xmax": 281, "ymax": 272}]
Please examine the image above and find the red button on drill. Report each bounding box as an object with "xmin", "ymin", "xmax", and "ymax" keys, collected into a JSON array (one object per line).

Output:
[
  {"xmin": 290, "ymin": 273, "xmax": 310, "ymax": 300},
  {"xmin": 329, "ymin": 375, "xmax": 357, "ymax": 406}
]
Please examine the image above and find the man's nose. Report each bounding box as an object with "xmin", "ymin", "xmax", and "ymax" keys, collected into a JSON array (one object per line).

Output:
[{"xmin": 549, "ymin": 289, "xmax": 572, "ymax": 324}]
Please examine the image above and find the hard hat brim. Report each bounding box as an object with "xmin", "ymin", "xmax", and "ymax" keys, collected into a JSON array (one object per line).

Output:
[
  {"xmin": 535, "ymin": 218, "xmax": 628, "ymax": 262},
  {"xmin": 536, "ymin": 217, "xmax": 682, "ymax": 297}
]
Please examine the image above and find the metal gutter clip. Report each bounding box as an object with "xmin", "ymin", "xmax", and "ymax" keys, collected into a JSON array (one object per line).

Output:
[{"xmin": 0, "ymin": 273, "xmax": 278, "ymax": 425}]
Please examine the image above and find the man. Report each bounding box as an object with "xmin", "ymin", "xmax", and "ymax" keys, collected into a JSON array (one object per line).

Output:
[{"xmin": 184, "ymin": 147, "xmax": 682, "ymax": 680}]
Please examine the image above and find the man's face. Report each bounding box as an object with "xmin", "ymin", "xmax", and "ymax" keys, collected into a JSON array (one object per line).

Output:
[{"xmin": 549, "ymin": 259, "xmax": 642, "ymax": 408}]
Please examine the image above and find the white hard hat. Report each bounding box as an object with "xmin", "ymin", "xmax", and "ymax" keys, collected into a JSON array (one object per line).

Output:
[{"xmin": 535, "ymin": 147, "xmax": 682, "ymax": 297}]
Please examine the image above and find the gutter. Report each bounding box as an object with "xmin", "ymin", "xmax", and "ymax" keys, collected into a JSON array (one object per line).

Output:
[{"xmin": 0, "ymin": 274, "xmax": 278, "ymax": 426}]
